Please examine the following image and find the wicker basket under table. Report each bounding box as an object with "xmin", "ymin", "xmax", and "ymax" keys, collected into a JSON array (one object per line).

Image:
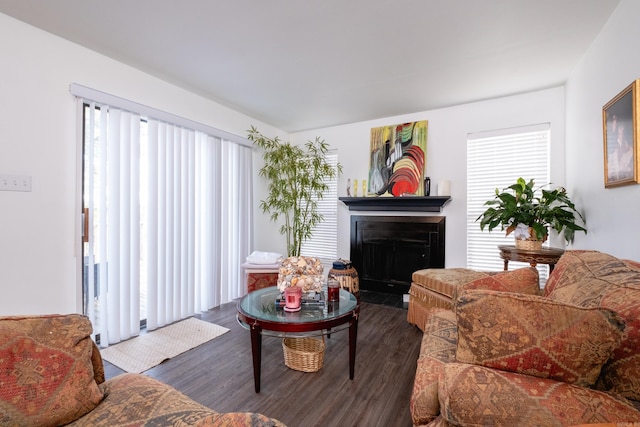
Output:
[{"xmin": 282, "ymin": 336, "xmax": 325, "ymax": 372}]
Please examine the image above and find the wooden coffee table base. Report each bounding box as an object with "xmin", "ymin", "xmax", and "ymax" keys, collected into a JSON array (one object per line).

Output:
[{"xmin": 246, "ymin": 313, "xmax": 359, "ymax": 393}]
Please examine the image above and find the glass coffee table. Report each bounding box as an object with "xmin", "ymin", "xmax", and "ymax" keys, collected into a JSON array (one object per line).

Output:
[{"xmin": 237, "ymin": 286, "xmax": 360, "ymax": 393}]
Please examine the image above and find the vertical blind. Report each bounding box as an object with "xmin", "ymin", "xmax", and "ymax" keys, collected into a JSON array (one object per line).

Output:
[
  {"xmin": 84, "ymin": 106, "xmax": 142, "ymax": 344},
  {"xmin": 77, "ymin": 86, "xmax": 252, "ymax": 346},
  {"xmin": 300, "ymin": 151, "xmax": 339, "ymax": 266},
  {"xmin": 466, "ymin": 124, "xmax": 550, "ymax": 280}
]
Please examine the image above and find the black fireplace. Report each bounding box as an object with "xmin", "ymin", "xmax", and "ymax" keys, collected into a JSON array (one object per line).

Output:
[{"xmin": 350, "ymin": 215, "xmax": 445, "ymax": 294}]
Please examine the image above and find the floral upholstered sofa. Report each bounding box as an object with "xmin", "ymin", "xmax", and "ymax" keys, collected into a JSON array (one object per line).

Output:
[
  {"xmin": 0, "ymin": 314, "xmax": 285, "ymax": 426},
  {"xmin": 409, "ymin": 250, "xmax": 640, "ymax": 426}
]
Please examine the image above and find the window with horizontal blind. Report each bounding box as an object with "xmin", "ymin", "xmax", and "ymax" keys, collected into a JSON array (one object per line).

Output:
[
  {"xmin": 300, "ymin": 151, "xmax": 339, "ymax": 267},
  {"xmin": 466, "ymin": 124, "xmax": 550, "ymax": 280}
]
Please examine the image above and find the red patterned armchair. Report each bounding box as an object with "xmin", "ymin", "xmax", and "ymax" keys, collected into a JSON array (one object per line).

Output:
[
  {"xmin": 0, "ymin": 314, "xmax": 285, "ymax": 426},
  {"xmin": 410, "ymin": 250, "xmax": 640, "ymax": 426}
]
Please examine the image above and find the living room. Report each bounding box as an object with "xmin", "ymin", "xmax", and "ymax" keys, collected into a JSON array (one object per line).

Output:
[
  {"xmin": 1, "ymin": 0, "xmax": 640, "ymax": 425},
  {"xmin": 2, "ymin": 0, "xmax": 638, "ymax": 316}
]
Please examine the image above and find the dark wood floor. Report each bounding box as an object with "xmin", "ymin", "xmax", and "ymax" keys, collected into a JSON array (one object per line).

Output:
[{"xmin": 103, "ymin": 293, "xmax": 421, "ymax": 427}]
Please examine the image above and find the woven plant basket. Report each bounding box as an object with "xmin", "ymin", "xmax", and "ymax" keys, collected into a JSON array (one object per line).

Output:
[
  {"xmin": 514, "ymin": 226, "xmax": 546, "ymax": 251},
  {"xmin": 515, "ymin": 238, "xmax": 543, "ymax": 251},
  {"xmin": 282, "ymin": 336, "xmax": 325, "ymax": 372}
]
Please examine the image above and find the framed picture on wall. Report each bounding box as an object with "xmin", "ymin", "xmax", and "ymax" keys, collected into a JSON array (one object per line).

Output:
[
  {"xmin": 603, "ymin": 80, "xmax": 640, "ymax": 188},
  {"xmin": 368, "ymin": 120, "xmax": 428, "ymax": 196}
]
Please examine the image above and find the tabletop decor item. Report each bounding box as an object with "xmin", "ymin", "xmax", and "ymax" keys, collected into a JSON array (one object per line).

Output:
[
  {"xmin": 248, "ymin": 126, "xmax": 342, "ymax": 257},
  {"xmin": 283, "ymin": 285, "xmax": 302, "ymax": 312},
  {"xmin": 277, "ymin": 256, "xmax": 324, "ymax": 293},
  {"xmin": 275, "ymin": 290, "xmax": 324, "ymax": 310},
  {"xmin": 328, "ymin": 258, "xmax": 359, "ymax": 296},
  {"xmin": 327, "ymin": 278, "xmax": 340, "ymax": 302},
  {"xmin": 476, "ymin": 177, "xmax": 587, "ymax": 248}
]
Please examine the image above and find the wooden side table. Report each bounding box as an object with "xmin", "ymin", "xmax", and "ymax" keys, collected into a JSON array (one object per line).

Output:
[{"xmin": 498, "ymin": 245, "xmax": 565, "ymax": 273}]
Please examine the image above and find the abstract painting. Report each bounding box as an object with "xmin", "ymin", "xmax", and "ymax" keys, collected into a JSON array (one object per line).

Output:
[{"xmin": 368, "ymin": 120, "xmax": 428, "ymax": 196}]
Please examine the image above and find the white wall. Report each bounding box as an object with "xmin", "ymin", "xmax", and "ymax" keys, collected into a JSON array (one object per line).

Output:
[
  {"xmin": 0, "ymin": 13, "xmax": 282, "ymax": 315},
  {"xmin": 288, "ymin": 87, "xmax": 566, "ymax": 268},
  {"xmin": 565, "ymin": 0, "xmax": 640, "ymax": 260}
]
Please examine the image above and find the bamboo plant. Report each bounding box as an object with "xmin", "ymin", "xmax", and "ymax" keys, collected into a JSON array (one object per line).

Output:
[{"xmin": 248, "ymin": 126, "xmax": 342, "ymax": 256}]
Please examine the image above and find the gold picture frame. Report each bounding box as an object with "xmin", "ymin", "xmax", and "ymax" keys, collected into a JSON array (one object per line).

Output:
[{"xmin": 603, "ymin": 80, "xmax": 640, "ymax": 187}]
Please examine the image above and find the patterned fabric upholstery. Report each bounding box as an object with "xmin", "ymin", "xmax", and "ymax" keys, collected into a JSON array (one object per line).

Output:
[
  {"xmin": 0, "ymin": 314, "xmax": 286, "ymax": 427},
  {"xmin": 247, "ymin": 272, "xmax": 278, "ymax": 293},
  {"xmin": 456, "ymin": 290, "xmax": 625, "ymax": 387},
  {"xmin": 0, "ymin": 314, "xmax": 105, "ymax": 426},
  {"xmin": 439, "ymin": 363, "xmax": 640, "ymax": 427},
  {"xmin": 544, "ymin": 250, "xmax": 640, "ymax": 401},
  {"xmin": 409, "ymin": 309, "xmax": 457, "ymax": 426},
  {"xmin": 67, "ymin": 373, "xmax": 285, "ymax": 427},
  {"xmin": 411, "ymin": 267, "xmax": 540, "ymax": 301},
  {"xmin": 408, "ymin": 267, "xmax": 539, "ymax": 331},
  {"xmin": 423, "ymin": 416, "xmax": 446, "ymax": 426},
  {"xmin": 410, "ymin": 250, "xmax": 640, "ymax": 426}
]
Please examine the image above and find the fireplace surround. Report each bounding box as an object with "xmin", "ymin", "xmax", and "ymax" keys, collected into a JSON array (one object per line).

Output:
[{"xmin": 349, "ymin": 215, "xmax": 445, "ymax": 294}]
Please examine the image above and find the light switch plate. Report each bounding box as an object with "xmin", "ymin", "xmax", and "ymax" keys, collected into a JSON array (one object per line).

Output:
[{"xmin": 0, "ymin": 174, "xmax": 32, "ymax": 192}]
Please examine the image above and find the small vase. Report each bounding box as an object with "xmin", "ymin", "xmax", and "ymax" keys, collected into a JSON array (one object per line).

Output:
[{"xmin": 284, "ymin": 286, "xmax": 302, "ymax": 312}]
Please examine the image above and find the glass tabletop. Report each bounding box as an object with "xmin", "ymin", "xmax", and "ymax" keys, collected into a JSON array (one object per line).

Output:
[{"xmin": 238, "ymin": 286, "xmax": 358, "ymax": 325}]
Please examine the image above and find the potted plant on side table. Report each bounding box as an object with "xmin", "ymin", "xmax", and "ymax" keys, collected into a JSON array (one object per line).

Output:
[{"xmin": 476, "ymin": 177, "xmax": 587, "ymax": 249}]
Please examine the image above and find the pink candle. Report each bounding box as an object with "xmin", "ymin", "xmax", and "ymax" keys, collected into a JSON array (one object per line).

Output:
[{"xmin": 284, "ymin": 286, "xmax": 302, "ymax": 312}]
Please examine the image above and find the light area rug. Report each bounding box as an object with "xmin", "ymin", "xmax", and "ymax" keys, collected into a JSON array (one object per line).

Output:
[{"xmin": 100, "ymin": 317, "xmax": 229, "ymax": 373}]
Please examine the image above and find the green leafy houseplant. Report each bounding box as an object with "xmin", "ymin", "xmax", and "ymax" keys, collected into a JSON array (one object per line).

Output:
[
  {"xmin": 476, "ymin": 177, "xmax": 587, "ymax": 245},
  {"xmin": 248, "ymin": 126, "xmax": 342, "ymax": 257}
]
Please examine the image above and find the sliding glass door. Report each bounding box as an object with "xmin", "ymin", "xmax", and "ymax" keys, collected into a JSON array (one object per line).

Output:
[{"xmin": 80, "ymin": 100, "xmax": 252, "ymax": 346}]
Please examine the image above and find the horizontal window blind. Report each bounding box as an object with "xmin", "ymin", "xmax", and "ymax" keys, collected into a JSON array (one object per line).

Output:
[
  {"xmin": 301, "ymin": 151, "xmax": 339, "ymax": 267},
  {"xmin": 466, "ymin": 124, "xmax": 550, "ymax": 281}
]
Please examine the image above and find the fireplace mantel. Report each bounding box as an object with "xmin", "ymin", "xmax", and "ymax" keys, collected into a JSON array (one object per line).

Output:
[{"xmin": 339, "ymin": 196, "xmax": 451, "ymax": 212}]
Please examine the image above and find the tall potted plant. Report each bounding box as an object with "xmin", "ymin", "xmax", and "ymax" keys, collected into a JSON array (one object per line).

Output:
[
  {"xmin": 248, "ymin": 126, "xmax": 342, "ymax": 257},
  {"xmin": 476, "ymin": 177, "xmax": 587, "ymax": 249}
]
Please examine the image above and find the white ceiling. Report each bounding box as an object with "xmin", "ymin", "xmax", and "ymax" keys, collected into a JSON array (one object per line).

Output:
[{"xmin": 0, "ymin": 0, "xmax": 620, "ymax": 132}]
